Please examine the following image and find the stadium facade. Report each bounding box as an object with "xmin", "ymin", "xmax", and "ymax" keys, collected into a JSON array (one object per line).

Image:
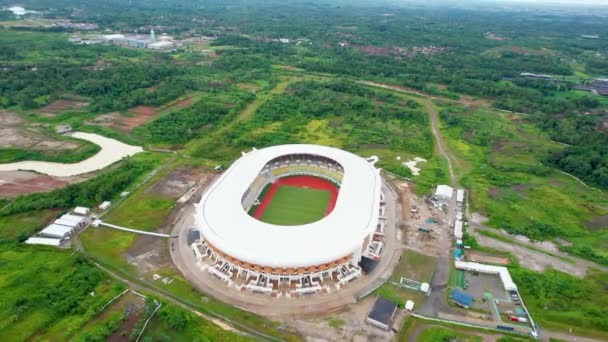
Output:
[{"xmin": 192, "ymin": 144, "xmax": 386, "ymax": 296}]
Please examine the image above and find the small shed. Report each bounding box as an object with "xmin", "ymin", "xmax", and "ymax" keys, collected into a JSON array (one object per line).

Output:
[
  {"xmin": 456, "ymin": 189, "xmax": 465, "ymax": 203},
  {"xmin": 366, "ymin": 297, "xmax": 398, "ymax": 331},
  {"xmin": 454, "ymin": 220, "xmax": 463, "ymax": 239},
  {"xmin": 450, "ymin": 289, "xmax": 473, "ymax": 309},
  {"xmin": 73, "ymin": 207, "xmax": 90, "ymax": 216},
  {"xmin": 405, "ymin": 300, "xmax": 415, "ymax": 311},
  {"xmin": 420, "ymin": 282, "xmax": 430, "ymax": 293},
  {"xmin": 99, "ymin": 201, "xmax": 111, "ymax": 210}
]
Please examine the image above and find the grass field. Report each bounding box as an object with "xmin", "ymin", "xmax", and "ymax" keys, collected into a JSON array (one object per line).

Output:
[{"xmin": 259, "ymin": 185, "xmax": 330, "ymax": 225}]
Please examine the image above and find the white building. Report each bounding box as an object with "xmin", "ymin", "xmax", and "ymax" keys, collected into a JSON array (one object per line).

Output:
[
  {"xmin": 435, "ymin": 185, "xmax": 454, "ymax": 200},
  {"xmin": 455, "ymin": 261, "xmax": 517, "ymax": 291},
  {"xmin": 40, "ymin": 224, "xmax": 73, "ymax": 239},
  {"xmin": 148, "ymin": 41, "xmax": 174, "ymax": 50},
  {"xmin": 454, "ymin": 220, "xmax": 463, "ymax": 239},
  {"xmin": 73, "ymin": 207, "xmax": 90, "ymax": 216},
  {"xmin": 99, "ymin": 201, "xmax": 111, "ymax": 210},
  {"xmin": 25, "ymin": 237, "xmax": 62, "ymax": 247},
  {"xmin": 456, "ymin": 189, "xmax": 465, "ymax": 204},
  {"xmin": 194, "ymin": 144, "xmax": 382, "ymax": 296}
]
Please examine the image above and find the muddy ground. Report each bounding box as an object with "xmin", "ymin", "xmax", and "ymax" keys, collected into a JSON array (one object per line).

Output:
[{"xmin": 0, "ymin": 111, "xmax": 80, "ymax": 150}]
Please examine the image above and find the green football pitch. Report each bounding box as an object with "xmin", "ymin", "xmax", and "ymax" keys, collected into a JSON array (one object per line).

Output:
[{"xmin": 259, "ymin": 185, "xmax": 330, "ymax": 226}]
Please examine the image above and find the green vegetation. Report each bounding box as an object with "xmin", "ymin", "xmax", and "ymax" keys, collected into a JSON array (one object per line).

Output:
[
  {"xmin": 141, "ymin": 301, "xmax": 250, "ymax": 341},
  {"xmin": 259, "ymin": 185, "xmax": 330, "ymax": 226},
  {"xmin": 511, "ymin": 267, "xmax": 608, "ymax": 339},
  {"xmin": 0, "ymin": 244, "xmax": 125, "ymax": 341},
  {"xmin": 436, "ymin": 101, "xmax": 608, "ymax": 264},
  {"xmin": 417, "ymin": 327, "xmax": 483, "ymax": 342}
]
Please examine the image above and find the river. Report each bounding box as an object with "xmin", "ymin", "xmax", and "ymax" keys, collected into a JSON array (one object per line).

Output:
[{"xmin": 0, "ymin": 132, "xmax": 143, "ymax": 177}]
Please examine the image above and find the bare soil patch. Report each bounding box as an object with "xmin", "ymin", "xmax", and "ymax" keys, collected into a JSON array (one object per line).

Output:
[
  {"xmin": 467, "ymin": 251, "xmax": 509, "ymax": 265},
  {"xmin": 146, "ymin": 167, "xmax": 211, "ymax": 198},
  {"xmin": 0, "ymin": 110, "xmax": 23, "ymax": 125},
  {"xmin": 585, "ymin": 215, "xmax": 608, "ymax": 231},
  {"xmin": 511, "ymin": 184, "xmax": 529, "ymax": 194},
  {"xmin": 39, "ymin": 99, "xmax": 88, "ymax": 116},
  {"xmin": 0, "ymin": 126, "xmax": 79, "ymax": 150},
  {"xmin": 160, "ymin": 97, "xmax": 192, "ymax": 111},
  {"xmin": 487, "ymin": 187, "xmax": 501, "ymax": 199},
  {"xmin": 90, "ymin": 106, "xmax": 159, "ymax": 132},
  {"xmin": 0, "ymin": 170, "xmax": 91, "ymax": 197},
  {"xmin": 237, "ymin": 83, "xmax": 261, "ymax": 92}
]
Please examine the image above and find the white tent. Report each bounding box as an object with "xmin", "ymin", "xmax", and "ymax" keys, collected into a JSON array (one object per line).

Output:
[
  {"xmin": 73, "ymin": 207, "xmax": 90, "ymax": 216},
  {"xmin": 454, "ymin": 220, "xmax": 463, "ymax": 239},
  {"xmin": 25, "ymin": 237, "xmax": 62, "ymax": 246},
  {"xmin": 456, "ymin": 189, "xmax": 465, "ymax": 203},
  {"xmin": 435, "ymin": 185, "xmax": 453, "ymax": 200},
  {"xmin": 40, "ymin": 224, "xmax": 73, "ymax": 239},
  {"xmin": 405, "ymin": 300, "xmax": 415, "ymax": 311}
]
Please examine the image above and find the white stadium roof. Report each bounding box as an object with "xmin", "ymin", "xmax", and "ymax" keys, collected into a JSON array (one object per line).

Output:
[{"xmin": 196, "ymin": 144, "xmax": 382, "ymax": 268}]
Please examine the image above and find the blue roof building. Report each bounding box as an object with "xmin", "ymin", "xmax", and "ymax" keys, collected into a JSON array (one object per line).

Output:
[{"xmin": 450, "ymin": 289, "xmax": 473, "ymax": 309}]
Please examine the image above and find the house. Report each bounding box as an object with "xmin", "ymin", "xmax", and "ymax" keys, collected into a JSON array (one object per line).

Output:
[
  {"xmin": 450, "ymin": 289, "xmax": 473, "ymax": 309},
  {"xmin": 366, "ymin": 297, "xmax": 398, "ymax": 331}
]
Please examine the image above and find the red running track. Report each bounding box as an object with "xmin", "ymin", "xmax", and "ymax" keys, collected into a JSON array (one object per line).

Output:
[{"xmin": 252, "ymin": 175, "xmax": 339, "ymax": 219}]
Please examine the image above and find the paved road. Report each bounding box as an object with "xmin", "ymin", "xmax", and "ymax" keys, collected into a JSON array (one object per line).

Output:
[{"xmin": 170, "ymin": 179, "xmax": 405, "ymax": 318}]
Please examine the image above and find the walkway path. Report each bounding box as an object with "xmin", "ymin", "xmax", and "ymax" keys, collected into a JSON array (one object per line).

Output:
[
  {"xmin": 0, "ymin": 132, "xmax": 143, "ymax": 177},
  {"xmin": 98, "ymin": 221, "xmax": 170, "ymax": 238}
]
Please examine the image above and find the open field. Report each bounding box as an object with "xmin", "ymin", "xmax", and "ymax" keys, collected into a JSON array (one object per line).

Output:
[{"xmin": 259, "ymin": 185, "xmax": 330, "ymax": 225}]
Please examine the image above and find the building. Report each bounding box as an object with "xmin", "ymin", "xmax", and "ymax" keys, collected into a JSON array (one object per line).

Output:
[
  {"xmin": 148, "ymin": 41, "xmax": 174, "ymax": 50},
  {"xmin": 405, "ymin": 300, "xmax": 415, "ymax": 311},
  {"xmin": 99, "ymin": 201, "xmax": 111, "ymax": 210},
  {"xmin": 25, "ymin": 237, "xmax": 62, "ymax": 247},
  {"xmin": 450, "ymin": 289, "xmax": 473, "ymax": 308},
  {"xmin": 73, "ymin": 207, "xmax": 90, "ymax": 216},
  {"xmin": 54, "ymin": 213, "xmax": 86, "ymax": 228},
  {"xmin": 434, "ymin": 185, "xmax": 454, "ymax": 200},
  {"xmin": 366, "ymin": 297, "xmax": 398, "ymax": 330},
  {"xmin": 40, "ymin": 224, "xmax": 73, "ymax": 239},
  {"xmin": 454, "ymin": 220, "xmax": 463, "ymax": 239},
  {"xmin": 455, "ymin": 261, "xmax": 517, "ymax": 291},
  {"xmin": 520, "ymin": 72, "xmax": 553, "ymax": 80},
  {"xmin": 193, "ymin": 144, "xmax": 384, "ymax": 296},
  {"xmin": 456, "ymin": 189, "xmax": 465, "ymax": 204}
]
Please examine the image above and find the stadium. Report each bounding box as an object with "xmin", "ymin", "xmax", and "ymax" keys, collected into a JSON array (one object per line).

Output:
[{"xmin": 192, "ymin": 144, "xmax": 387, "ymax": 297}]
